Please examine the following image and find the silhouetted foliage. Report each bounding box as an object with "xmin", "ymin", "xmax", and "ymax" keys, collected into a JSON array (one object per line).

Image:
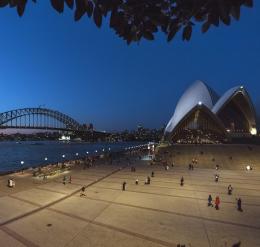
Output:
[{"xmin": 0, "ymin": 0, "xmax": 253, "ymax": 44}]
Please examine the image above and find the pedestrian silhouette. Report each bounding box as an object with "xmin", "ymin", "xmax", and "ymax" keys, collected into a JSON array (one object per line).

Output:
[
  {"xmin": 122, "ymin": 181, "xmax": 126, "ymax": 191},
  {"xmin": 80, "ymin": 186, "xmax": 86, "ymax": 197},
  {"xmin": 228, "ymin": 184, "xmax": 233, "ymax": 195},
  {"xmin": 180, "ymin": 176, "xmax": 184, "ymax": 186},
  {"xmin": 215, "ymin": 196, "xmax": 220, "ymax": 210},
  {"xmin": 232, "ymin": 241, "xmax": 241, "ymax": 247},
  {"xmin": 237, "ymin": 198, "xmax": 243, "ymax": 212},
  {"xmin": 208, "ymin": 194, "xmax": 213, "ymax": 207}
]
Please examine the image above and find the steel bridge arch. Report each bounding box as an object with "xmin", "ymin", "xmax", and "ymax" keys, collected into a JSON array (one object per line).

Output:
[{"xmin": 0, "ymin": 108, "xmax": 82, "ymax": 131}]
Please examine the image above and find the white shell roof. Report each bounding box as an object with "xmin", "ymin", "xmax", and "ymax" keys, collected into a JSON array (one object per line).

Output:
[
  {"xmin": 165, "ymin": 80, "xmax": 219, "ymax": 133},
  {"xmin": 212, "ymin": 86, "xmax": 242, "ymax": 114}
]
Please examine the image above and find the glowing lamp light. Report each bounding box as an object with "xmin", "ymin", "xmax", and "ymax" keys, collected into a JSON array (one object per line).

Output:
[
  {"xmin": 240, "ymin": 86, "xmax": 244, "ymax": 89},
  {"xmin": 250, "ymin": 128, "xmax": 257, "ymax": 135},
  {"xmin": 95, "ymin": 150, "xmax": 98, "ymax": 153},
  {"xmin": 44, "ymin": 157, "xmax": 48, "ymax": 161},
  {"xmin": 21, "ymin": 161, "xmax": 24, "ymax": 165},
  {"xmin": 62, "ymin": 154, "xmax": 65, "ymax": 158},
  {"xmin": 198, "ymin": 101, "xmax": 202, "ymax": 105},
  {"xmin": 75, "ymin": 153, "xmax": 79, "ymax": 156}
]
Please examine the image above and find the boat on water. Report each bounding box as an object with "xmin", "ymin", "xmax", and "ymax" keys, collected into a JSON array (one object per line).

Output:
[{"xmin": 58, "ymin": 135, "xmax": 70, "ymax": 141}]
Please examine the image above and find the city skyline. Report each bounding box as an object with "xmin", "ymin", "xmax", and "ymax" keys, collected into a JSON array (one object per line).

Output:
[{"xmin": 0, "ymin": 1, "xmax": 259, "ymax": 131}]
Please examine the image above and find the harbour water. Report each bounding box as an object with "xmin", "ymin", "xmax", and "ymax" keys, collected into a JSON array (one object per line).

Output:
[{"xmin": 0, "ymin": 141, "xmax": 145, "ymax": 173}]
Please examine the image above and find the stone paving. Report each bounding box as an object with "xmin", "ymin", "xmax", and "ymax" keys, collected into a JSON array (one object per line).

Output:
[{"xmin": 0, "ymin": 158, "xmax": 260, "ymax": 247}]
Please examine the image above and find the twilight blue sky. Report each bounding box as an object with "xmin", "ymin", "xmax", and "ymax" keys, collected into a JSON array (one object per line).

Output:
[{"xmin": 0, "ymin": 2, "xmax": 259, "ymax": 132}]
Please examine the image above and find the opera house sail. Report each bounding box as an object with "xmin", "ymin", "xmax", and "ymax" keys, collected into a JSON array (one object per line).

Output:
[{"xmin": 164, "ymin": 81, "xmax": 257, "ymax": 144}]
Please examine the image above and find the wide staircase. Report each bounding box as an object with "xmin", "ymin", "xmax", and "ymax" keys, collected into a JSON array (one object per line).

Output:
[{"xmin": 156, "ymin": 144, "xmax": 260, "ymax": 170}]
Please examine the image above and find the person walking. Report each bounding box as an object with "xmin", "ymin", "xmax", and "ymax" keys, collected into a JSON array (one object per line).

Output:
[
  {"xmin": 228, "ymin": 184, "xmax": 233, "ymax": 195},
  {"xmin": 69, "ymin": 175, "xmax": 72, "ymax": 184},
  {"xmin": 122, "ymin": 181, "xmax": 126, "ymax": 191},
  {"xmin": 215, "ymin": 196, "xmax": 220, "ymax": 210},
  {"xmin": 63, "ymin": 176, "xmax": 66, "ymax": 185},
  {"xmin": 135, "ymin": 178, "xmax": 139, "ymax": 185},
  {"xmin": 147, "ymin": 176, "xmax": 151, "ymax": 184},
  {"xmin": 208, "ymin": 194, "xmax": 213, "ymax": 207},
  {"xmin": 237, "ymin": 198, "xmax": 242, "ymax": 211},
  {"xmin": 180, "ymin": 176, "xmax": 184, "ymax": 186},
  {"xmin": 215, "ymin": 174, "xmax": 219, "ymax": 182},
  {"xmin": 151, "ymin": 171, "xmax": 154, "ymax": 177},
  {"xmin": 80, "ymin": 186, "xmax": 86, "ymax": 197}
]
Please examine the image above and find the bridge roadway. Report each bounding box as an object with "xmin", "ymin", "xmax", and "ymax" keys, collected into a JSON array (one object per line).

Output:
[{"xmin": 0, "ymin": 157, "xmax": 260, "ymax": 247}]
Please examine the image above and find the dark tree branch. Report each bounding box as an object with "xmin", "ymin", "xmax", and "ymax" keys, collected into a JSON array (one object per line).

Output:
[{"xmin": 0, "ymin": 0, "xmax": 253, "ymax": 44}]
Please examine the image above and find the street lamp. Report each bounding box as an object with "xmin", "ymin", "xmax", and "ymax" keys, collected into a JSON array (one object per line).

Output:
[
  {"xmin": 62, "ymin": 154, "xmax": 65, "ymax": 158},
  {"xmin": 44, "ymin": 157, "xmax": 48, "ymax": 161},
  {"xmin": 75, "ymin": 153, "xmax": 79, "ymax": 156},
  {"xmin": 21, "ymin": 161, "xmax": 24, "ymax": 174}
]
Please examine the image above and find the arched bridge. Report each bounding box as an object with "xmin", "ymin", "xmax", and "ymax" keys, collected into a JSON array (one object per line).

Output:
[{"xmin": 0, "ymin": 108, "xmax": 83, "ymax": 131}]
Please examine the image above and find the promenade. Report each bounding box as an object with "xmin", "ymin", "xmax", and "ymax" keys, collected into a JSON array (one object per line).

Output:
[{"xmin": 0, "ymin": 157, "xmax": 260, "ymax": 247}]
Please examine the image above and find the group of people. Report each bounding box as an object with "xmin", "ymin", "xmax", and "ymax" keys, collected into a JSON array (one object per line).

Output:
[
  {"xmin": 123, "ymin": 169, "xmax": 155, "ymax": 190},
  {"xmin": 208, "ymin": 195, "xmax": 220, "ymax": 209},
  {"xmin": 131, "ymin": 166, "xmax": 136, "ymax": 172},
  {"xmin": 208, "ymin": 185, "xmax": 242, "ymax": 211},
  {"xmin": 122, "ymin": 157, "xmax": 244, "ymax": 213},
  {"xmin": 188, "ymin": 164, "xmax": 194, "ymax": 170}
]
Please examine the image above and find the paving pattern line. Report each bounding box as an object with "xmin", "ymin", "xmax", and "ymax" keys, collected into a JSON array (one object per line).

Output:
[
  {"xmin": 77, "ymin": 195, "xmax": 260, "ymax": 231},
  {"xmin": 8, "ymin": 195, "xmax": 42, "ymax": 207},
  {"xmin": 103, "ymin": 179, "xmax": 260, "ymax": 199},
  {"xmin": 35, "ymin": 187, "xmax": 68, "ymax": 195},
  {"xmin": 0, "ymin": 167, "xmax": 126, "ymax": 227},
  {"xmin": 97, "ymin": 179, "xmax": 260, "ymax": 199},
  {"xmin": 117, "ymin": 171, "xmax": 260, "ymax": 182},
  {"xmin": 190, "ymin": 172, "xmax": 212, "ymax": 247},
  {"xmin": 48, "ymin": 208, "xmax": 177, "ymax": 247},
  {"xmin": 0, "ymin": 226, "xmax": 40, "ymax": 247},
  {"xmin": 91, "ymin": 185, "xmax": 260, "ymax": 207},
  {"xmin": 51, "ymin": 179, "xmax": 92, "ymax": 187},
  {"xmin": 109, "ymin": 175, "xmax": 260, "ymax": 191}
]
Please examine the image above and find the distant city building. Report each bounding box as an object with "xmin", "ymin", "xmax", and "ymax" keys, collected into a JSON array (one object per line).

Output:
[
  {"xmin": 164, "ymin": 80, "xmax": 257, "ymax": 143},
  {"xmin": 82, "ymin": 123, "xmax": 94, "ymax": 131}
]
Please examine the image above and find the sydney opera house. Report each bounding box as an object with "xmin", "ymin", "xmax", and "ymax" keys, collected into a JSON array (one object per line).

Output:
[{"xmin": 164, "ymin": 81, "xmax": 257, "ymax": 143}]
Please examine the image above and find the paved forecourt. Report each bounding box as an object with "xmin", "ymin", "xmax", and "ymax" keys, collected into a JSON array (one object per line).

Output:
[{"xmin": 1, "ymin": 158, "xmax": 260, "ymax": 247}]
